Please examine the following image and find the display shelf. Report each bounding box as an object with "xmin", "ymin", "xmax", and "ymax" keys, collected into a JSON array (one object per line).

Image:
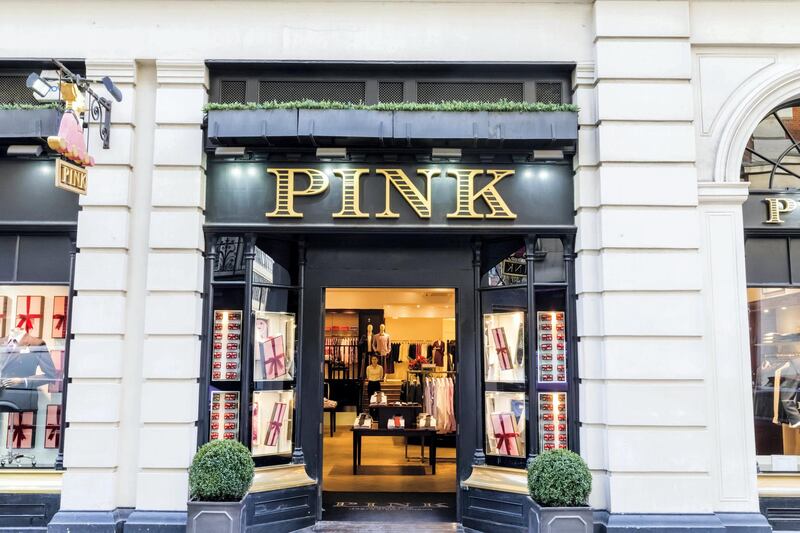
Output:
[
  {"xmin": 209, "ymin": 390, "xmax": 240, "ymax": 441},
  {"xmin": 537, "ymin": 391, "xmax": 567, "ymax": 452},
  {"xmin": 212, "ymin": 309, "xmax": 242, "ymax": 382},
  {"xmin": 537, "ymin": 311, "xmax": 566, "ymax": 384}
]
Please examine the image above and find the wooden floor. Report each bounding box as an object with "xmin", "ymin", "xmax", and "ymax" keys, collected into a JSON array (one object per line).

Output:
[{"xmin": 322, "ymin": 419, "xmax": 458, "ymax": 493}]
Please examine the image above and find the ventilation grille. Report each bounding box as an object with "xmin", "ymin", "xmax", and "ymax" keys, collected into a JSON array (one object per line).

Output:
[
  {"xmin": 259, "ymin": 81, "xmax": 366, "ymax": 103},
  {"xmin": 219, "ymin": 80, "xmax": 246, "ymax": 104},
  {"xmin": 417, "ymin": 82, "xmax": 523, "ymax": 103},
  {"xmin": 535, "ymin": 82, "xmax": 563, "ymax": 104},
  {"xmin": 0, "ymin": 75, "xmax": 38, "ymax": 105},
  {"xmin": 379, "ymin": 82, "xmax": 404, "ymax": 103}
]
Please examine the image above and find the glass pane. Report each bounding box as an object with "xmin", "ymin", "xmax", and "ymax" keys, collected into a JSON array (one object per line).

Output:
[
  {"xmin": 252, "ymin": 237, "xmax": 296, "ymax": 286},
  {"xmin": 485, "ymin": 391, "xmax": 526, "ymax": 457},
  {"xmin": 213, "ymin": 235, "xmax": 245, "ymax": 279},
  {"xmin": 537, "ymin": 311, "xmax": 566, "ymax": 384},
  {"xmin": 0, "ymin": 286, "xmax": 68, "ymax": 468},
  {"xmin": 253, "ymin": 311, "xmax": 296, "ymax": 382},
  {"xmin": 741, "ymin": 105, "xmax": 800, "ymax": 189},
  {"xmin": 252, "ymin": 390, "xmax": 295, "ymax": 457},
  {"xmin": 483, "ymin": 247, "xmax": 526, "ymax": 287},
  {"xmin": 483, "ymin": 311, "xmax": 526, "ymax": 383},
  {"xmin": 750, "ymin": 287, "xmax": 800, "ymax": 472},
  {"xmin": 537, "ymin": 391, "xmax": 567, "ymax": 452},
  {"xmin": 209, "ymin": 390, "xmax": 240, "ymax": 442}
]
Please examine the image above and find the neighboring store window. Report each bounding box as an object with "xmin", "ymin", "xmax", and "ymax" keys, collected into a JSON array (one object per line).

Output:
[
  {"xmin": 0, "ymin": 235, "xmax": 73, "ymax": 469},
  {"xmin": 480, "ymin": 237, "xmax": 573, "ymax": 467},
  {"xmin": 741, "ymin": 104, "xmax": 800, "ymax": 189},
  {"xmin": 206, "ymin": 235, "xmax": 299, "ymax": 466},
  {"xmin": 750, "ymin": 288, "xmax": 800, "ymax": 471}
]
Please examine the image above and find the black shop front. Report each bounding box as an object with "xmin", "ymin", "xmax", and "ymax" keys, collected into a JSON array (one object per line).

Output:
[{"xmin": 200, "ymin": 61, "xmax": 579, "ymax": 533}]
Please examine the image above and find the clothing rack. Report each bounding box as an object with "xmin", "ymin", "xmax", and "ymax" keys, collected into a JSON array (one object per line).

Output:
[{"xmin": 324, "ymin": 335, "xmax": 359, "ymax": 380}]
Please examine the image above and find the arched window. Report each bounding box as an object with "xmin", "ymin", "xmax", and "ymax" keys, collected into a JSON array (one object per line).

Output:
[{"xmin": 741, "ymin": 102, "xmax": 800, "ymax": 189}]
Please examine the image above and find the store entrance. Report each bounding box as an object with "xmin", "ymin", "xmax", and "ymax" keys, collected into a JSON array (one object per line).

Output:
[{"xmin": 320, "ymin": 288, "xmax": 458, "ymax": 522}]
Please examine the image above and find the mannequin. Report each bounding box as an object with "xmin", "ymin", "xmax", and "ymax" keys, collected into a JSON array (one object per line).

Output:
[
  {"xmin": 0, "ymin": 327, "xmax": 56, "ymax": 389},
  {"xmin": 371, "ymin": 324, "xmax": 391, "ymax": 358},
  {"xmin": 773, "ymin": 358, "xmax": 800, "ymax": 455},
  {"xmin": 366, "ymin": 323, "xmax": 373, "ymax": 355}
]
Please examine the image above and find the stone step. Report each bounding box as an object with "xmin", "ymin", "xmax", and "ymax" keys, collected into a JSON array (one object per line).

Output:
[{"xmin": 299, "ymin": 521, "xmax": 464, "ymax": 532}]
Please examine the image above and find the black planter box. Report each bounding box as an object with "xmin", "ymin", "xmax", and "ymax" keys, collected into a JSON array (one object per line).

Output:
[
  {"xmin": 529, "ymin": 497, "xmax": 593, "ymax": 533},
  {"xmin": 298, "ymin": 109, "xmax": 392, "ymax": 142},
  {"xmin": 207, "ymin": 109, "xmax": 297, "ymax": 144},
  {"xmin": 489, "ymin": 111, "xmax": 578, "ymax": 141},
  {"xmin": 0, "ymin": 108, "xmax": 62, "ymax": 139},
  {"xmin": 393, "ymin": 110, "xmax": 490, "ymax": 142}
]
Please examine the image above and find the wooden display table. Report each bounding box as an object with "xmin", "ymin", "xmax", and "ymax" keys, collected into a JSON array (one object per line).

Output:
[{"xmin": 351, "ymin": 426, "xmax": 438, "ymax": 475}]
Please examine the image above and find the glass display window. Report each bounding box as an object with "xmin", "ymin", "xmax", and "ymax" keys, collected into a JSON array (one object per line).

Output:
[
  {"xmin": 212, "ymin": 310, "xmax": 243, "ymax": 382},
  {"xmin": 750, "ymin": 288, "xmax": 800, "ymax": 472},
  {"xmin": 483, "ymin": 311, "xmax": 526, "ymax": 383},
  {"xmin": 253, "ymin": 311, "xmax": 296, "ymax": 382},
  {"xmin": 0, "ymin": 287, "xmax": 68, "ymax": 468},
  {"xmin": 537, "ymin": 391, "xmax": 567, "ymax": 452},
  {"xmin": 485, "ymin": 391, "xmax": 526, "ymax": 458},
  {"xmin": 537, "ymin": 311, "xmax": 567, "ymax": 384},
  {"xmin": 252, "ymin": 390, "xmax": 294, "ymax": 457}
]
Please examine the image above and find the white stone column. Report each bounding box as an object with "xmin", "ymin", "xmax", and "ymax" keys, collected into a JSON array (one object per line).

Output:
[
  {"xmin": 60, "ymin": 60, "xmax": 137, "ymax": 513},
  {"xmin": 698, "ymin": 182, "xmax": 761, "ymax": 513},
  {"xmin": 133, "ymin": 60, "xmax": 207, "ymax": 513},
  {"xmin": 580, "ymin": 0, "xmax": 712, "ymax": 516}
]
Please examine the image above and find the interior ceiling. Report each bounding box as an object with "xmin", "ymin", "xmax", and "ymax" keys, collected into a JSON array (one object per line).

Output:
[{"xmin": 326, "ymin": 288, "xmax": 455, "ymax": 315}]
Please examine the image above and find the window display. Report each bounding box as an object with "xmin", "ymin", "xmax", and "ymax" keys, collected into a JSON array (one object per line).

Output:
[
  {"xmin": 0, "ymin": 288, "xmax": 68, "ymax": 468},
  {"xmin": 538, "ymin": 392, "xmax": 567, "ymax": 451},
  {"xmin": 750, "ymin": 288, "xmax": 800, "ymax": 471},
  {"xmin": 483, "ymin": 311, "xmax": 525, "ymax": 383},
  {"xmin": 252, "ymin": 390, "xmax": 294, "ymax": 457},
  {"xmin": 209, "ymin": 390, "xmax": 240, "ymax": 441},
  {"xmin": 253, "ymin": 311, "xmax": 296, "ymax": 382},
  {"xmin": 537, "ymin": 311, "xmax": 566, "ymax": 384},
  {"xmin": 485, "ymin": 392, "xmax": 526, "ymax": 457},
  {"xmin": 212, "ymin": 310, "xmax": 242, "ymax": 382}
]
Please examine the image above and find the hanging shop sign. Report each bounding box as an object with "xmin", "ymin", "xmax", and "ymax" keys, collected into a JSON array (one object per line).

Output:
[
  {"xmin": 206, "ymin": 162, "xmax": 574, "ymax": 230},
  {"xmin": 48, "ymin": 83, "xmax": 92, "ymax": 196}
]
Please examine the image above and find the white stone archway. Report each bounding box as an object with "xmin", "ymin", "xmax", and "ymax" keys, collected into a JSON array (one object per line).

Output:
[{"xmin": 714, "ymin": 64, "xmax": 800, "ymax": 183}]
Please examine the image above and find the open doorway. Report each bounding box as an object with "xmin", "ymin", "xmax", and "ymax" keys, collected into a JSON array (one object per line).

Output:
[{"xmin": 321, "ymin": 288, "xmax": 458, "ymax": 523}]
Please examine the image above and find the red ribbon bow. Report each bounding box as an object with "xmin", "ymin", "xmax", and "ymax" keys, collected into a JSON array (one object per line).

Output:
[
  {"xmin": 10, "ymin": 413, "xmax": 33, "ymax": 448},
  {"xmin": 53, "ymin": 314, "xmax": 66, "ymax": 332},
  {"xmin": 494, "ymin": 416, "xmax": 517, "ymax": 456},
  {"xmin": 16, "ymin": 297, "xmax": 41, "ymax": 332}
]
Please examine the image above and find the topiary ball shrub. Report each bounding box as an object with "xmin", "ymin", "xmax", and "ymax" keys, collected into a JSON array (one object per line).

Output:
[
  {"xmin": 189, "ymin": 440, "xmax": 255, "ymax": 502},
  {"xmin": 527, "ymin": 449, "xmax": 591, "ymax": 507}
]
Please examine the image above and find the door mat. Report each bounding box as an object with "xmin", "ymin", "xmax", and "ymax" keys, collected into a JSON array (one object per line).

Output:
[{"xmin": 322, "ymin": 491, "xmax": 457, "ymax": 523}]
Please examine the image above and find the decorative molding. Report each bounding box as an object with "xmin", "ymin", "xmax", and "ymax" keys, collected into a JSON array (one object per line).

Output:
[
  {"xmin": 156, "ymin": 60, "xmax": 209, "ymax": 88},
  {"xmin": 86, "ymin": 59, "xmax": 137, "ymax": 85},
  {"xmin": 573, "ymin": 62, "xmax": 596, "ymax": 89},
  {"xmin": 697, "ymin": 181, "xmax": 750, "ymax": 205},
  {"xmin": 249, "ymin": 464, "xmax": 315, "ymax": 493},
  {"xmin": 461, "ymin": 464, "xmax": 528, "ymax": 495},
  {"xmin": 0, "ymin": 469, "xmax": 62, "ymax": 494},
  {"xmin": 714, "ymin": 63, "xmax": 800, "ymax": 183}
]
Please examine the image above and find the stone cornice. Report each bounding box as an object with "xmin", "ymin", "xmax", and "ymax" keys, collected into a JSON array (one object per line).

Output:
[
  {"xmin": 156, "ymin": 60, "xmax": 208, "ymax": 87},
  {"xmin": 86, "ymin": 60, "xmax": 136, "ymax": 85}
]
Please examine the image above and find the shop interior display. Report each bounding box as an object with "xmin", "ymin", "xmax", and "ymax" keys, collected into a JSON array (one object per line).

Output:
[
  {"xmin": 212, "ymin": 310, "xmax": 242, "ymax": 382},
  {"xmin": 538, "ymin": 392, "xmax": 568, "ymax": 451},
  {"xmin": 483, "ymin": 311, "xmax": 525, "ymax": 383},
  {"xmin": 209, "ymin": 390, "xmax": 239, "ymax": 442},
  {"xmin": 0, "ymin": 290, "xmax": 68, "ymax": 468},
  {"xmin": 537, "ymin": 311, "xmax": 566, "ymax": 384},
  {"xmin": 251, "ymin": 390, "xmax": 294, "ymax": 457},
  {"xmin": 253, "ymin": 311, "xmax": 296, "ymax": 382}
]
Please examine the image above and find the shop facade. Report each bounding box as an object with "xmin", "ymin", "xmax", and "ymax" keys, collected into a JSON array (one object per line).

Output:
[{"xmin": 1, "ymin": 1, "xmax": 800, "ymax": 531}]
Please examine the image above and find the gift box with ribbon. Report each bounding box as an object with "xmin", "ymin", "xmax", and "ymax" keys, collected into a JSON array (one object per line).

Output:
[
  {"xmin": 491, "ymin": 327, "xmax": 513, "ymax": 370},
  {"xmin": 48, "ymin": 350, "xmax": 65, "ymax": 393},
  {"xmin": 261, "ymin": 336, "xmax": 287, "ymax": 380},
  {"xmin": 52, "ymin": 296, "xmax": 68, "ymax": 339},
  {"xmin": 45, "ymin": 404, "xmax": 61, "ymax": 449},
  {"xmin": 16, "ymin": 296, "xmax": 44, "ymax": 337},
  {"xmin": 7, "ymin": 411, "xmax": 36, "ymax": 449},
  {"xmin": 265, "ymin": 401, "xmax": 287, "ymax": 447},
  {"xmin": 490, "ymin": 412, "xmax": 522, "ymax": 457},
  {"xmin": 0, "ymin": 296, "xmax": 7, "ymax": 337}
]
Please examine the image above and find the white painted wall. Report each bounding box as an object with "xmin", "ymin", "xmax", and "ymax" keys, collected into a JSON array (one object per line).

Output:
[{"xmin": 1, "ymin": 0, "xmax": 799, "ymax": 519}]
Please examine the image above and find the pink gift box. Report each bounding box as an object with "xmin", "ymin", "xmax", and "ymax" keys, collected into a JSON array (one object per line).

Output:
[
  {"xmin": 52, "ymin": 296, "xmax": 68, "ymax": 339},
  {"xmin": 491, "ymin": 327, "xmax": 513, "ymax": 370},
  {"xmin": 261, "ymin": 336, "xmax": 287, "ymax": 380},
  {"xmin": 265, "ymin": 401, "xmax": 287, "ymax": 447},
  {"xmin": 45, "ymin": 405, "xmax": 61, "ymax": 449},
  {"xmin": 16, "ymin": 296, "xmax": 43, "ymax": 337},
  {"xmin": 490, "ymin": 412, "xmax": 521, "ymax": 457},
  {"xmin": 7, "ymin": 411, "xmax": 36, "ymax": 449},
  {"xmin": 48, "ymin": 350, "xmax": 64, "ymax": 393},
  {"xmin": 252, "ymin": 401, "xmax": 259, "ymax": 445},
  {"xmin": 0, "ymin": 296, "xmax": 7, "ymax": 337}
]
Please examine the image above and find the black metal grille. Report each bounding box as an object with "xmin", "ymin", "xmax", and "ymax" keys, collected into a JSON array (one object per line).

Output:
[
  {"xmin": 259, "ymin": 81, "xmax": 366, "ymax": 103},
  {"xmin": 219, "ymin": 80, "xmax": 246, "ymax": 104},
  {"xmin": 378, "ymin": 82, "xmax": 403, "ymax": 103},
  {"xmin": 536, "ymin": 82, "xmax": 563, "ymax": 104},
  {"xmin": 417, "ymin": 82, "xmax": 523, "ymax": 103},
  {"xmin": 0, "ymin": 75, "xmax": 38, "ymax": 105}
]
